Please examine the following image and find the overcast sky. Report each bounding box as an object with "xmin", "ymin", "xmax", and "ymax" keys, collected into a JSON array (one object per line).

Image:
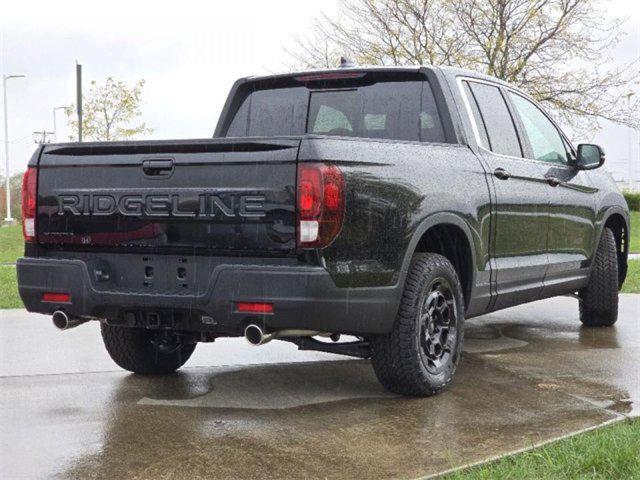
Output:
[{"xmin": 1, "ymin": 0, "xmax": 638, "ymax": 181}]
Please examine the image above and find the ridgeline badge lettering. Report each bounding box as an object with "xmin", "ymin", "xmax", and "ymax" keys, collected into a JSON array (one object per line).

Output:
[{"xmin": 56, "ymin": 193, "xmax": 266, "ymax": 218}]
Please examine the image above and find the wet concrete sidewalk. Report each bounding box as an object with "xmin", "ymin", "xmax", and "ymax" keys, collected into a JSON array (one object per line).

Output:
[{"xmin": 1, "ymin": 295, "xmax": 638, "ymax": 479}]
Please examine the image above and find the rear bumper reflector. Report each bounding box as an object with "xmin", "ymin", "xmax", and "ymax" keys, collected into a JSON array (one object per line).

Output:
[
  {"xmin": 42, "ymin": 292, "xmax": 71, "ymax": 303},
  {"xmin": 236, "ymin": 302, "xmax": 274, "ymax": 314}
]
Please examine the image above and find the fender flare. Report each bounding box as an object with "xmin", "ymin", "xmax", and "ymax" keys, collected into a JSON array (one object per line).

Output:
[
  {"xmin": 395, "ymin": 212, "xmax": 478, "ymax": 302},
  {"xmin": 594, "ymin": 206, "xmax": 630, "ymax": 255}
]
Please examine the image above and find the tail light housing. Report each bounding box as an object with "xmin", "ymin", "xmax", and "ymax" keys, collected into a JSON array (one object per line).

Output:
[
  {"xmin": 297, "ymin": 163, "xmax": 345, "ymax": 248},
  {"xmin": 21, "ymin": 167, "xmax": 37, "ymax": 242}
]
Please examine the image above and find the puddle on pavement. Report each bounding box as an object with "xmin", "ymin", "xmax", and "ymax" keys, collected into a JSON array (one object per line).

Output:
[
  {"xmin": 137, "ymin": 321, "xmax": 566, "ymax": 410},
  {"xmin": 464, "ymin": 323, "xmax": 529, "ymax": 353},
  {"xmin": 138, "ymin": 361, "xmax": 396, "ymax": 410}
]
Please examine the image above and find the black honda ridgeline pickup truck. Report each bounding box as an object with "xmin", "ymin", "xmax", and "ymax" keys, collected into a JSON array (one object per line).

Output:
[{"xmin": 17, "ymin": 65, "xmax": 630, "ymax": 396}]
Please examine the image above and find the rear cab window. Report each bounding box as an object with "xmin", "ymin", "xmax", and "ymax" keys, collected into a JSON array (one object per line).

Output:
[
  {"xmin": 226, "ymin": 87, "xmax": 307, "ymax": 137},
  {"xmin": 223, "ymin": 72, "xmax": 447, "ymax": 143}
]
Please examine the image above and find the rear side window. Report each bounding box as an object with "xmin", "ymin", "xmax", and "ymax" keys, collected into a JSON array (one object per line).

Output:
[
  {"xmin": 465, "ymin": 81, "xmax": 523, "ymax": 158},
  {"xmin": 462, "ymin": 82, "xmax": 490, "ymax": 149},
  {"xmin": 225, "ymin": 79, "xmax": 446, "ymax": 143}
]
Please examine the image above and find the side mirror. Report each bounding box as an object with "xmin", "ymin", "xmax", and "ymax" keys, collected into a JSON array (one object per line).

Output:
[{"xmin": 576, "ymin": 144, "xmax": 605, "ymax": 170}]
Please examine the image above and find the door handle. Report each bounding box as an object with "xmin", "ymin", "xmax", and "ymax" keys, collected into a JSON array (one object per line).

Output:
[
  {"xmin": 142, "ymin": 159, "xmax": 174, "ymax": 177},
  {"xmin": 493, "ymin": 168, "xmax": 511, "ymax": 180},
  {"xmin": 545, "ymin": 176, "xmax": 562, "ymax": 187}
]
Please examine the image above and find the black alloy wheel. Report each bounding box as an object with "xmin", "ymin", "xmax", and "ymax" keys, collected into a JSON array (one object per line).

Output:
[{"xmin": 419, "ymin": 277, "xmax": 458, "ymax": 375}]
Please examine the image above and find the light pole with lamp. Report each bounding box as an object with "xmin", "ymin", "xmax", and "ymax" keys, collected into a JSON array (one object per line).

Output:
[
  {"xmin": 2, "ymin": 74, "xmax": 26, "ymax": 225},
  {"xmin": 52, "ymin": 106, "xmax": 67, "ymax": 142}
]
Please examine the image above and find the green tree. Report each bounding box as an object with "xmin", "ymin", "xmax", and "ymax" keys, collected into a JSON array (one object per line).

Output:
[
  {"xmin": 65, "ymin": 77, "xmax": 153, "ymax": 141},
  {"xmin": 287, "ymin": 0, "xmax": 639, "ymax": 137}
]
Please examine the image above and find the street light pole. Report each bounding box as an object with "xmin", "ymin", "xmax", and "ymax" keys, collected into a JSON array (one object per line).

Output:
[
  {"xmin": 624, "ymin": 92, "xmax": 636, "ymax": 191},
  {"xmin": 2, "ymin": 74, "xmax": 26, "ymax": 224},
  {"xmin": 76, "ymin": 63, "xmax": 82, "ymax": 142},
  {"xmin": 52, "ymin": 106, "xmax": 67, "ymax": 142}
]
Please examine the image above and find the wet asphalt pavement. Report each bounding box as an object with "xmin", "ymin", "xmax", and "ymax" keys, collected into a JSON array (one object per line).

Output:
[{"xmin": 1, "ymin": 295, "xmax": 639, "ymax": 479}]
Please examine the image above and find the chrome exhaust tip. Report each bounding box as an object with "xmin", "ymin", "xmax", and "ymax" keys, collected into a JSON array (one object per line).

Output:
[
  {"xmin": 52, "ymin": 310, "xmax": 70, "ymax": 330},
  {"xmin": 244, "ymin": 324, "xmax": 270, "ymax": 346},
  {"xmin": 244, "ymin": 324, "xmax": 326, "ymax": 346},
  {"xmin": 52, "ymin": 310, "xmax": 88, "ymax": 331}
]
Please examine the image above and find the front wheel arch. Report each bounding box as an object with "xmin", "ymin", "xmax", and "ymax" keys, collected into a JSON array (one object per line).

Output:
[{"xmin": 597, "ymin": 209, "xmax": 629, "ymax": 289}]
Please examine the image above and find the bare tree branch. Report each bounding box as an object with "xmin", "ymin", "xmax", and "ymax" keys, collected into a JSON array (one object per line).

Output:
[{"xmin": 285, "ymin": 0, "xmax": 639, "ymax": 137}]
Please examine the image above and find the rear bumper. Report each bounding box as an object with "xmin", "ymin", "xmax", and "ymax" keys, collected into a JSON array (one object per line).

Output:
[{"xmin": 17, "ymin": 256, "xmax": 399, "ymax": 335}]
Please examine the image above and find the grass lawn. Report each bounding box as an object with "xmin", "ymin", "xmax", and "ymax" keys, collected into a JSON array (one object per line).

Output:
[
  {"xmin": 630, "ymin": 211, "xmax": 639, "ymax": 253},
  {"xmin": 446, "ymin": 418, "xmax": 640, "ymax": 479},
  {"xmin": 0, "ymin": 224, "xmax": 23, "ymax": 263},
  {"xmin": 621, "ymin": 259, "xmax": 640, "ymax": 294},
  {"xmin": 0, "ymin": 225, "xmax": 24, "ymax": 308},
  {"xmin": 0, "ymin": 266, "xmax": 21, "ymax": 309}
]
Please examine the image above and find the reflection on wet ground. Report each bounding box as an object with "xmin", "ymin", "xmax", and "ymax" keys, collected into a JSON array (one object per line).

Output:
[{"xmin": 1, "ymin": 294, "xmax": 638, "ymax": 479}]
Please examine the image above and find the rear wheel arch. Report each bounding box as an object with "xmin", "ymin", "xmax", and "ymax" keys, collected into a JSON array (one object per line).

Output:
[{"xmin": 403, "ymin": 215, "xmax": 477, "ymax": 310}]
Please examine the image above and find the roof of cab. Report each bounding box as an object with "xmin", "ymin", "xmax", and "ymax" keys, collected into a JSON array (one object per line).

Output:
[
  {"xmin": 436, "ymin": 65, "xmax": 513, "ymax": 88},
  {"xmin": 242, "ymin": 64, "xmax": 512, "ymax": 89},
  {"xmin": 242, "ymin": 64, "xmax": 424, "ymax": 83}
]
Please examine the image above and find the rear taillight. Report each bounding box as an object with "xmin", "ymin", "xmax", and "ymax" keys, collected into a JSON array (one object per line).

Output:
[
  {"xmin": 21, "ymin": 167, "xmax": 37, "ymax": 242},
  {"xmin": 297, "ymin": 163, "xmax": 345, "ymax": 248}
]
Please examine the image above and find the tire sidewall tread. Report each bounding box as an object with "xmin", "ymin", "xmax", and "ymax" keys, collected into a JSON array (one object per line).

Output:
[
  {"xmin": 579, "ymin": 227, "xmax": 619, "ymax": 327},
  {"xmin": 101, "ymin": 324, "xmax": 196, "ymax": 375},
  {"xmin": 371, "ymin": 253, "xmax": 465, "ymax": 397}
]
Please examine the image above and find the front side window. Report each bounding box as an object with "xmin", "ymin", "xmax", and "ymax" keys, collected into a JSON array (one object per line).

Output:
[{"xmin": 508, "ymin": 93, "xmax": 567, "ymax": 165}]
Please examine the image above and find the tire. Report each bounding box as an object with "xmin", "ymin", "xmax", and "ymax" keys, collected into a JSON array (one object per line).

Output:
[
  {"xmin": 101, "ymin": 324, "xmax": 196, "ymax": 375},
  {"xmin": 370, "ymin": 253, "xmax": 465, "ymax": 397},
  {"xmin": 579, "ymin": 227, "xmax": 619, "ymax": 327}
]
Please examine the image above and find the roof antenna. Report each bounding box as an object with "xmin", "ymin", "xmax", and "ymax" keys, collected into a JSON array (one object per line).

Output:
[{"xmin": 339, "ymin": 57, "xmax": 356, "ymax": 68}]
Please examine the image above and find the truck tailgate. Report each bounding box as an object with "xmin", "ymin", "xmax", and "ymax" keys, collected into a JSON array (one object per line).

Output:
[{"xmin": 36, "ymin": 138, "xmax": 299, "ymax": 255}]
